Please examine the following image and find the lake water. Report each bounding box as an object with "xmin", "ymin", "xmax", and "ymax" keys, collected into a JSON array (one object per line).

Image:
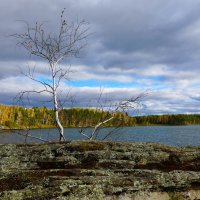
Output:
[{"xmin": 0, "ymin": 125, "xmax": 200, "ymax": 147}]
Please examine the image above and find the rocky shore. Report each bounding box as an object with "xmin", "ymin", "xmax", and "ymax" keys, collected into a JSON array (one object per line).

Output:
[{"xmin": 0, "ymin": 141, "xmax": 200, "ymax": 199}]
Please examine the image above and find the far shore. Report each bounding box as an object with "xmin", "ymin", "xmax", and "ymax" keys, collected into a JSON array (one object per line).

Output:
[{"xmin": 1, "ymin": 123, "xmax": 200, "ymax": 134}]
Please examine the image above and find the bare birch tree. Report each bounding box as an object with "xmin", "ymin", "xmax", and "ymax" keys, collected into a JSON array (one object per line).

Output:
[
  {"xmin": 79, "ymin": 92, "xmax": 146, "ymax": 140},
  {"xmin": 12, "ymin": 9, "xmax": 89, "ymax": 141}
]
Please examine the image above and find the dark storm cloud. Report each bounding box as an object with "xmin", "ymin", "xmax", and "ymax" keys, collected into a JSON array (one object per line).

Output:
[
  {"xmin": 1, "ymin": 0, "xmax": 200, "ymax": 71},
  {"xmin": 0, "ymin": 0, "xmax": 200, "ymax": 114}
]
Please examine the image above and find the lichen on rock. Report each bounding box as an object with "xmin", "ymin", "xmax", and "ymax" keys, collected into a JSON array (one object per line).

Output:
[{"xmin": 0, "ymin": 141, "xmax": 200, "ymax": 199}]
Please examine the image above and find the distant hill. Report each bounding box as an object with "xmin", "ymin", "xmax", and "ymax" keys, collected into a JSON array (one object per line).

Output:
[{"xmin": 0, "ymin": 105, "xmax": 200, "ymax": 129}]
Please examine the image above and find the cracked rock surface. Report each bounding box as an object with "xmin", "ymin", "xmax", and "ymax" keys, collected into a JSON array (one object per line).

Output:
[{"xmin": 0, "ymin": 141, "xmax": 200, "ymax": 199}]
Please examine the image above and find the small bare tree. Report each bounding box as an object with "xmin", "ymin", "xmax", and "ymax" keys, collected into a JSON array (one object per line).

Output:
[
  {"xmin": 13, "ymin": 9, "xmax": 89, "ymax": 141},
  {"xmin": 79, "ymin": 92, "xmax": 146, "ymax": 140}
]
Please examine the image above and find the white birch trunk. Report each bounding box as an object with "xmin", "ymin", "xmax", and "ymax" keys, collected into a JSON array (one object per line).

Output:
[{"xmin": 52, "ymin": 65, "xmax": 65, "ymax": 141}]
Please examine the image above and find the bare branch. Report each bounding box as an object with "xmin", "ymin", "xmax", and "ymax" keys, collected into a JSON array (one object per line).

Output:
[
  {"xmin": 11, "ymin": 129, "xmax": 49, "ymax": 142},
  {"xmin": 89, "ymin": 116, "xmax": 114, "ymax": 140},
  {"xmin": 79, "ymin": 129, "xmax": 91, "ymax": 139}
]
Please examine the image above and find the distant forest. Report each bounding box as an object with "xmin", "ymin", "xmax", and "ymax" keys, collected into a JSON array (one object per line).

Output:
[{"xmin": 0, "ymin": 105, "xmax": 200, "ymax": 129}]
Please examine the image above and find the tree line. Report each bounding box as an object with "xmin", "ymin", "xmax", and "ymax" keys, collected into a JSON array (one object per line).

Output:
[
  {"xmin": 0, "ymin": 105, "xmax": 200, "ymax": 129},
  {"xmin": 0, "ymin": 105, "xmax": 135, "ymax": 129},
  {"xmin": 135, "ymin": 114, "xmax": 200, "ymax": 125}
]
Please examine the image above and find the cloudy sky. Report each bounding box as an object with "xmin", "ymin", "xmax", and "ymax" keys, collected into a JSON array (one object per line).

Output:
[{"xmin": 0, "ymin": 0, "xmax": 200, "ymax": 115}]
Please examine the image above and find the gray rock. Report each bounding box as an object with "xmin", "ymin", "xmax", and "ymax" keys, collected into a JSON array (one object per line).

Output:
[{"xmin": 0, "ymin": 141, "xmax": 200, "ymax": 199}]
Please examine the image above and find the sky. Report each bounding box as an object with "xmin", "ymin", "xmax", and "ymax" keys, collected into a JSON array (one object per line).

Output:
[{"xmin": 0, "ymin": 0, "xmax": 200, "ymax": 115}]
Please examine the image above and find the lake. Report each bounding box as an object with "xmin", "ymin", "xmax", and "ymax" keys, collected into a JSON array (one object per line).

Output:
[{"xmin": 0, "ymin": 125, "xmax": 200, "ymax": 147}]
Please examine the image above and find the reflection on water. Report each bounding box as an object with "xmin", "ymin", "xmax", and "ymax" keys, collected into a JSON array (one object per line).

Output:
[{"xmin": 0, "ymin": 125, "xmax": 200, "ymax": 147}]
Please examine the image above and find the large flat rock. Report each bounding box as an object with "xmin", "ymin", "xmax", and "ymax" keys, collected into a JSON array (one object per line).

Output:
[{"xmin": 0, "ymin": 141, "xmax": 200, "ymax": 199}]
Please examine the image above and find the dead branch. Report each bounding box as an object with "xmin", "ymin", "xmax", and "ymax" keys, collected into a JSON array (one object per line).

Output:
[
  {"xmin": 79, "ymin": 91, "xmax": 147, "ymax": 140},
  {"xmin": 11, "ymin": 129, "xmax": 49, "ymax": 142}
]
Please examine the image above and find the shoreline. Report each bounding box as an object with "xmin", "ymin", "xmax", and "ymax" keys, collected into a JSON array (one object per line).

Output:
[{"xmin": 1, "ymin": 123, "xmax": 200, "ymax": 132}]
